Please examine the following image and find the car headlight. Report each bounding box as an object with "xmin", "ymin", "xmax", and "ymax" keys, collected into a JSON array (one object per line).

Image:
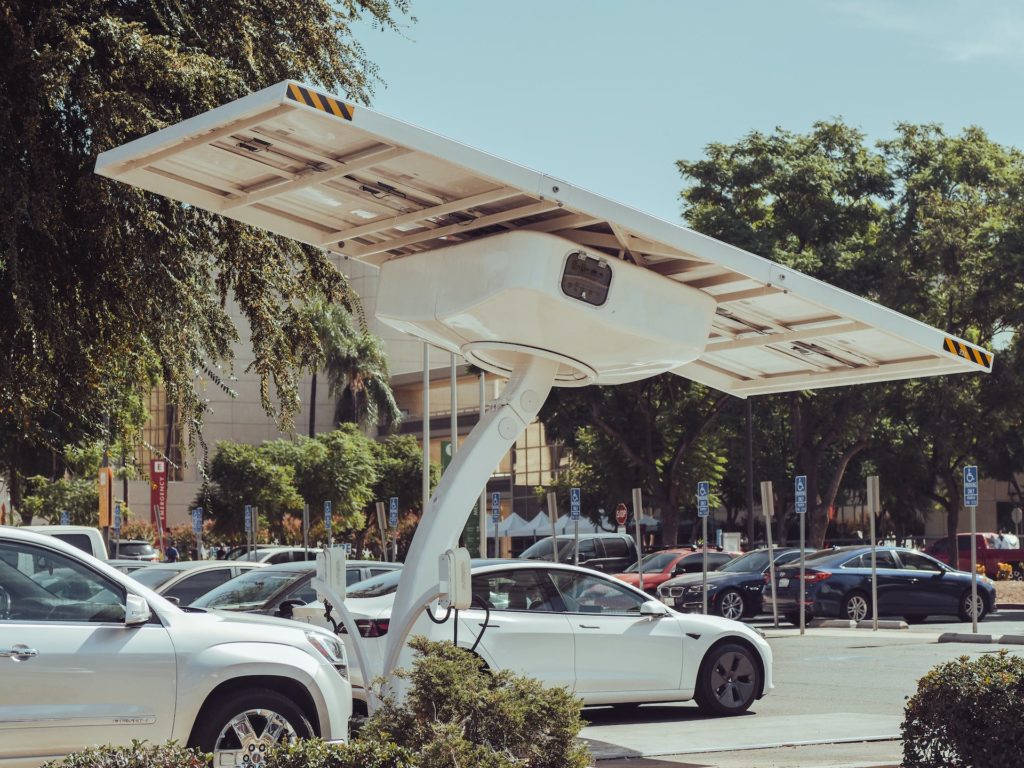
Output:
[{"xmin": 306, "ymin": 631, "xmax": 348, "ymax": 677}]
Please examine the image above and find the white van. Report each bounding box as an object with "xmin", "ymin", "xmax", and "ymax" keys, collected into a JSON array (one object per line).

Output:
[{"xmin": 21, "ymin": 525, "xmax": 107, "ymax": 560}]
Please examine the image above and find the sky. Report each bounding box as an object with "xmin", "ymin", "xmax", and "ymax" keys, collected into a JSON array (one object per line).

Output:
[{"xmin": 354, "ymin": 0, "xmax": 1024, "ymax": 222}]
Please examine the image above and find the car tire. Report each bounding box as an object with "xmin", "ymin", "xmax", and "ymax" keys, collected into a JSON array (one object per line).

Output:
[
  {"xmin": 903, "ymin": 614, "xmax": 928, "ymax": 624},
  {"xmin": 840, "ymin": 591, "xmax": 870, "ymax": 622},
  {"xmin": 189, "ymin": 688, "xmax": 312, "ymax": 762},
  {"xmin": 716, "ymin": 589, "xmax": 746, "ymax": 621},
  {"xmin": 693, "ymin": 642, "xmax": 761, "ymax": 716},
  {"xmin": 957, "ymin": 590, "xmax": 987, "ymax": 622}
]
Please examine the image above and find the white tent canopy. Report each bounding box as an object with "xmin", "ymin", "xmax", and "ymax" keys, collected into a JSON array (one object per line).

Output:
[
  {"xmin": 496, "ymin": 512, "xmax": 530, "ymax": 537},
  {"xmin": 554, "ymin": 515, "xmax": 599, "ymax": 534}
]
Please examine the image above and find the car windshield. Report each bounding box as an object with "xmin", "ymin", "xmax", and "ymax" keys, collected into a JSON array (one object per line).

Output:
[
  {"xmin": 130, "ymin": 567, "xmax": 180, "ymax": 589},
  {"xmin": 116, "ymin": 542, "xmax": 156, "ymax": 556},
  {"xmin": 190, "ymin": 569, "xmax": 301, "ymax": 610},
  {"xmin": 347, "ymin": 569, "xmax": 404, "ymax": 599},
  {"xmin": 719, "ymin": 550, "xmax": 772, "ymax": 573},
  {"xmin": 624, "ymin": 552, "xmax": 679, "ymax": 573}
]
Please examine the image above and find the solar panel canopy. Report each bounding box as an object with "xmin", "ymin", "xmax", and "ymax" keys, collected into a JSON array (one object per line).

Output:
[{"xmin": 95, "ymin": 81, "xmax": 993, "ymax": 397}]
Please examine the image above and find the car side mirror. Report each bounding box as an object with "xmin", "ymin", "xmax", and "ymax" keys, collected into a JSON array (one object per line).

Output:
[
  {"xmin": 276, "ymin": 599, "xmax": 306, "ymax": 619},
  {"xmin": 125, "ymin": 594, "xmax": 152, "ymax": 626},
  {"xmin": 639, "ymin": 600, "xmax": 668, "ymax": 618},
  {"xmin": 164, "ymin": 595, "xmax": 181, "ymax": 606}
]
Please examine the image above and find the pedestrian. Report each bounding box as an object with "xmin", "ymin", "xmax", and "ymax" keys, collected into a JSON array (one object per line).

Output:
[{"xmin": 165, "ymin": 543, "xmax": 179, "ymax": 562}]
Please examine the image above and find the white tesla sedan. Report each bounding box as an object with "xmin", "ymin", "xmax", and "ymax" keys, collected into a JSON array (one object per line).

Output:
[{"xmin": 293, "ymin": 559, "xmax": 772, "ymax": 716}]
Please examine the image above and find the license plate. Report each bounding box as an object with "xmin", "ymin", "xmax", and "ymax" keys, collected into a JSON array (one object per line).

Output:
[
  {"xmin": 778, "ymin": 578, "xmax": 790, "ymax": 587},
  {"xmin": 660, "ymin": 596, "xmax": 672, "ymax": 605}
]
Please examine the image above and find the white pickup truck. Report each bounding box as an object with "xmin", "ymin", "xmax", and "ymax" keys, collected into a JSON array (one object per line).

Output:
[{"xmin": 0, "ymin": 527, "xmax": 351, "ymax": 767}]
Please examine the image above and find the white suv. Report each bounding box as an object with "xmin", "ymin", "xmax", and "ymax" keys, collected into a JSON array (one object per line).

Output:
[{"xmin": 0, "ymin": 527, "xmax": 351, "ymax": 767}]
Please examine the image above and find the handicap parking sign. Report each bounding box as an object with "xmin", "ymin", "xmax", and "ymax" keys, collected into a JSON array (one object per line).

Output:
[
  {"xmin": 963, "ymin": 465, "xmax": 979, "ymax": 507},
  {"xmin": 491, "ymin": 492, "xmax": 501, "ymax": 524},
  {"xmin": 570, "ymin": 487, "xmax": 581, "ymax": 520},
  {"xmin": 697, "ymin": 481, "xmax": 710, "ymax": 518},
  {"xmin": 795, "ymin": 475, "xmax": 808, "ymax": 515},
  {"xmin": 389, "ymin": 496, "xmax": 398, "ymax": 528}
]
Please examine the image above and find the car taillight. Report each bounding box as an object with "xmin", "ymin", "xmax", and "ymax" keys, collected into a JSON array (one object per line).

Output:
[
  {"xmin": 355, "ymin": 618, "xmax": 390, "ymax": 637},
  {"xmin": 803, "ymin": 570, "xmax": 831, "ymax": 583}
]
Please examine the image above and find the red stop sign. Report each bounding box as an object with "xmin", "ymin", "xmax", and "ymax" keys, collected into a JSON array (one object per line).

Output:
[{"xmin": 615, "ymin": 503, "xmax": 628, "ymax": 525}]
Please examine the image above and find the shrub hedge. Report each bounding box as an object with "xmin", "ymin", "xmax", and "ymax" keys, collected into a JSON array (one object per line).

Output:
[{"xmin": 902, "ymin": 650, "xmax": 1024, "ymax": 768}]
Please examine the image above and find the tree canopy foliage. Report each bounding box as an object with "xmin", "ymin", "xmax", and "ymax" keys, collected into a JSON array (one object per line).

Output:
[{"xmin": 0, "ymin": 0, "xmax": 411, "ymax": 506}]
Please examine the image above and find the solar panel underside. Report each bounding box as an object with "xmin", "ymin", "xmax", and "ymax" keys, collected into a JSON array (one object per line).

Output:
[{"xmin": 95, "ymin": 81, "xmax": 993, "ymax": 397}]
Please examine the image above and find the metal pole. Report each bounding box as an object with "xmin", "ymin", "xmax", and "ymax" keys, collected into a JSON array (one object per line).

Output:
[
  {"xmin": 574, "ymin": 517, "xmax": 580, "ymax": 566},
  {"xmin": 422, "ymin": 342, "xmax": 431, "ymax": 517},
  {"xmin": 867, "ymin": 475, "xmax": 879, "ymax": 631},
  {"xmin": 760, "ymin": 481, "xmax": 778, "ymax": 627},
  {"xmin": 547, "ymin": 491, "xmax": 559, "ymax": 563},
  {"xmin": 970, "ymin": 503, "xmax": 978, "ymax": 634},
  {"xmin": 799, "ymin": 510, "xmax": 805, "ymax": 635},
  {"xmin": 478, "ymin": 371, "xmax": 487, "ymax": 558},
  {"xmin": 303, "ymin": 503, "xmax": 309, "ymax": 560},
  {"xmin": 631, "ymin": 487, "xmax": 645, "ymax": 593},
  {"xmin": 375, "ymin": 501, "xmax": 388, "ymax": 561},
  {"xmin": 702, "ymin": 516, "xmax": 709, "ymax": 614},
  {"xmin": 746, "ymin": 398, "xmax": 755, "ymax": 550}
]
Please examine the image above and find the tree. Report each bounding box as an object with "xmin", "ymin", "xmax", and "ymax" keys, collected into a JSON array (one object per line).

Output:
[
  {"xmin": 541, "ymin": 377, "xmax": 729, "ymax": 545},
  {"xmin": 0, "ymin": 0, "xmax": 411, "ymax": 518},
  {"xmin": 330, "ymin": 329, "xmax": 402, "ymax": 432}
]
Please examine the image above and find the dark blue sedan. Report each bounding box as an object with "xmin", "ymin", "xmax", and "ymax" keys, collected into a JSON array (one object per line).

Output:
[{"xmin": 765, "ymin": 546, "xmax": 996, "ymax": 624}]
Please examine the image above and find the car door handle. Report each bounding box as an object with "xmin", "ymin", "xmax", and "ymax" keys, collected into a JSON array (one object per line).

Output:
[
  {"xmin": 1, "ymin": 645, "xmax": 38, "ymax": 660},
  {"xmin": 478, "ymin": 622, "xmax": 500, "ymax": 628},
  {"xmin": 578, "ymin": 624, "xmax": 601, "ymax": 629}
]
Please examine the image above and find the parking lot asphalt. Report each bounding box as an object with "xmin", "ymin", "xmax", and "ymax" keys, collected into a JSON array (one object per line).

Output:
[{"xmin": 580, "ymin": 607, "xmax": 1024, "ymax": 767}]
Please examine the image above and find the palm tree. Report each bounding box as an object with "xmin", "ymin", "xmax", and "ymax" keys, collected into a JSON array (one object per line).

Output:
[{"xmin": 306, "ymin": 300, "xmax": 400, "ymax": 436}]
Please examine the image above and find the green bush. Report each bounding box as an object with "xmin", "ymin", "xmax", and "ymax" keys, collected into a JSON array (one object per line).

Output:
[
  {"xmin": 40, "ymin": 740, "xmax": 209, "ymax": 768},
  {"xmin": 902, "ymin": 650, "xmax": 1024, "ymax": 768},
  {"xmin": 360, "ymin": 636, "xmax": 591, "ymax": 768},
  {"xmin": 265, "ymin": 738, "xmax": 414, "ymax": 768}
]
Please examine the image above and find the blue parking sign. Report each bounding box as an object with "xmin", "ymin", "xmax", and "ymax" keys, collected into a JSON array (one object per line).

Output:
[
  {"xmin": 192, "ymin": 508, "xmax": 203, "ymax": 534},
  {"xmin": 795, "ymin": 475, "xmax": 808, "ymax": 515},
  {"xmin": 324, "ymin": 500, "xmax": 332, "ymax": 528},
  {"xmin": 113, "ymin": 502, "xmax": 122, "ymax": 531},
  {"xmin": 570, "ymin": 487, "xmax": 581, "ymax": 520},
  {"xmin": 389, "ymin": 496, "xmax": 398, "ymax": 528},
  {"xmin": 697, "ymin": 481, "xmax": 710, "ymax": 518},
  {"xmin": 60, "ymin": 511, "xmax": 70, "ymax": 525},
  {"xmin": 244, "ymin": 504, "xmax": 252, "ymax": 533},
  {"xmin": 964, "ymin": 465, "xmax": 979, "ymax": 508},
  {"xmin": 491, "ymin": 492, "xmax": 501, "ymax": 524}
]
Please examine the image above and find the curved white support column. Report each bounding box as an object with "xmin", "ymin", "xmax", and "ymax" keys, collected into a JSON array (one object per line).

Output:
[{"xmin": 382, "ymin": 354, "xmax": 559, "ymax": 681}]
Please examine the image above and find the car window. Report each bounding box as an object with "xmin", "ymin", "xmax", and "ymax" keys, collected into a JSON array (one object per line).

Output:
[
  {"xmin": 472, "ymin": 569, "xmax": 560, "ymax": 611},
  {"xmin": 50, "ymin": 533, "xmax": 96, "ymax": 556},
  {"xmin": 547, "ymin": 570, "xmax": 646, "ymax": 615},
  {"xmin": 131, "ymin": 567, "xmax": 180, "ymax": 589},
  {"xmin": 0, "ymin": 541, "xmax": 125, "ymax": 623},
  {"xmin": 369, "ymin": 568, "xmax": 394, "ymax": 578},
  {"xmin": 602, "ymin": 538, "xmax": 629, "ymax": 558},
  {"xmin": 957, "ymin": 536, "xmax": 974, "ymax": 552},
  {"xmin": 626, "ymin": 551, "xmax": 678, "ymax": 573},
  {"xmin": 347, "ymin": 569, "xmax": 403, "ymax": 598},
  {"xmin": 278, "ymin": 575, "xmax": 317, "ymax": 606},
  {"xmin": 675, "ymin": 558, "xmax": 706, "ymax": 574},
  {"xmin": 116, "ymin": 543, "xmax": 156, "ymax": 558},
  {"xmin": 707, "ymin": 553, "xmax": 734, "ymax": 569},
  {"xmin": 719, "ymin": 550, "xmax": 770, "ymax": 573},
  {"xmin": 898, "ymin": 552, "xmax": 945, "ymax": 572},
  {"xmin": 164, "ymin": 568, "xmax": 234, "ymax": 605},
  {"xmin": 345, "ymin": 568, "xmax": 364, "ymax": 586},
  {"xmin": 265, "ymin": 552, "xmax": 293, "ymax": 565},
  {"xmin": 775, "ymin": 551, "xmax": 803, "ymax": 566}
]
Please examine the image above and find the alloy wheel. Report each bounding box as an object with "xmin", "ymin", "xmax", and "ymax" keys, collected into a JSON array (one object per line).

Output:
[
  {"xmin": 213, "ymin": 708, "xmax": 299, "ymax": 765},
  {"xmin": 718, "ymin": 590, "xmax": 744, "ymax": 621},
  {"xmin": 709, "ymin": 650, "xmax": 756, "ymax": 710},
  {"xmin": 844, "ymin": 594, "xmax": 869, "ymax": 622}
]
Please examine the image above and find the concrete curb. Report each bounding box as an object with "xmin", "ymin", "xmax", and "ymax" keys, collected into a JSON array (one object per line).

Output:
[
  {"xmin": 856, "ymin": 619, "xmax": 909, "ymax": 630},
  {"xmin": 806, "ymin": 619, "xmax": 909, "ymax": 630},
  {"xmin": 938, "ymin": 632, "xmax": 1024, "ymax": 644}
]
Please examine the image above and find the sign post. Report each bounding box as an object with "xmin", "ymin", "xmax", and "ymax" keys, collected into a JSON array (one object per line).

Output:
[
  {"xmin": 697, "ymin": 481, "xmax": 710, "ymax": 614},
  {"xmin": 866, "ymin": 475, "xmax": 880, "ymax": 631},
  {"xmin": 964, "ymin": 465, "xmax": 980, "ymax": 634},
  {"xmin": 324, "ymin": 500, "xmax": 333, "ymax": 548},
  {"xmin": 570, "ymin": 487, "xmax": 581, "ymax": 567},
  {"xmin": 302, "ymin": 503, "xmax": 310, "ymax": 561},
  {"xmin": 389, "ymin": 496, "xmax": 399, "ymax": 563},
  {"xmin": 795, "ymin": 475, "xmax": 807, "ymax": 635},
  {"xmin": 491, "ymin": 491, "xmax": 501, "ymax": 557},
  {"xmin": 191, "ymin": 507, "xmax": 203, "ymax": 561},
  {"xmin": 244, "ymin": 504, "xmax": 252, "ymax": 557},
  {"xmin": 546, "ymin": 491, "xmax": 559, "ymax": 564},
  {"xmin": 760, "ymin": 480, "xmax": 778, "ymax": 627},
  {"xmin": 631, "ymin": 488, "xmax": 645, "ymax": 592},
  {"xmin": 375, "ymin": 502, "xmax": 387, "ymax": 559},
  {"xmin": 1012, "ymin": 506, "xmax": 1023, "ymax": 539},
  {"xmin": 113, "ymin": 502, "xmax": 122, "ymax": 558},
  {"xmin": 149, "ymin": 459, "xmax": 168, "ymax": 540}
]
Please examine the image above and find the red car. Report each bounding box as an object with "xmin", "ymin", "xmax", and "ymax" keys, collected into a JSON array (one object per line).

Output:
[{"xmin": 614, "ymin": 548, "xmax": 740, "ymax": 594}]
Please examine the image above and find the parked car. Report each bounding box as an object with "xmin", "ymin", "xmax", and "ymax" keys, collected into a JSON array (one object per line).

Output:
[
  {"xmin": 130, "ymin": 561, "xmax": 267, "ymax": 605},
  {"xmin": 191, "ymin": 560, "xmax": 401, "ymax": 618},
  {"xmin": 518, "ymin": 533, "xmax": 639, "ymax": 572},
  {"xmin": 0, "ymin": 527, "xmax": 350, "ymax": 766},
  {"xmin": 293, "ymin": 560, "xmax": 773, "ymax": 717},
  {"xmin": 615, "ymin": 548, "xmax": 741, "ymax": 594},
  {"xmin": 237, "ymin": 546, "xmax": 321, "ymax": 565},
  {"xmin": 922, "ymin": 533, "xmax": 1024, "ymax": 579},
  {"xmin": 765, "ymin": 546, "xmax": 997, "ymax": 624},
  {"xmin": 108, "ymin": 539, "xmax": 160, "ymax": 561},
  {"xmin": 658, "ymin": 548, "xmax": 808, "ymax": 620},
  {"xmin": 21, "ymin": 525, "xmax": 107, "ymax": 560}
]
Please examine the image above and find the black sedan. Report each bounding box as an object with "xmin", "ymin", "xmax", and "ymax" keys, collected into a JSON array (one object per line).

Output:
[
  {"xmin": 765, "ymin": 546, "xmax": 997, "ymax": 624},
  {"xmin": 657, "ymin": 547, "xmax": 807, "ymax": 620}
]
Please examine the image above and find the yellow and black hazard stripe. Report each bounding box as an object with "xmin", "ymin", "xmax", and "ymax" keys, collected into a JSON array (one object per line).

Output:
[
  {"xmin": 943, "ymin": 337, "xmax": 992, "ymax": 368},
  {"xmin": 286, "ymin": 83, "xmax": 355, "ymax": 121}
]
